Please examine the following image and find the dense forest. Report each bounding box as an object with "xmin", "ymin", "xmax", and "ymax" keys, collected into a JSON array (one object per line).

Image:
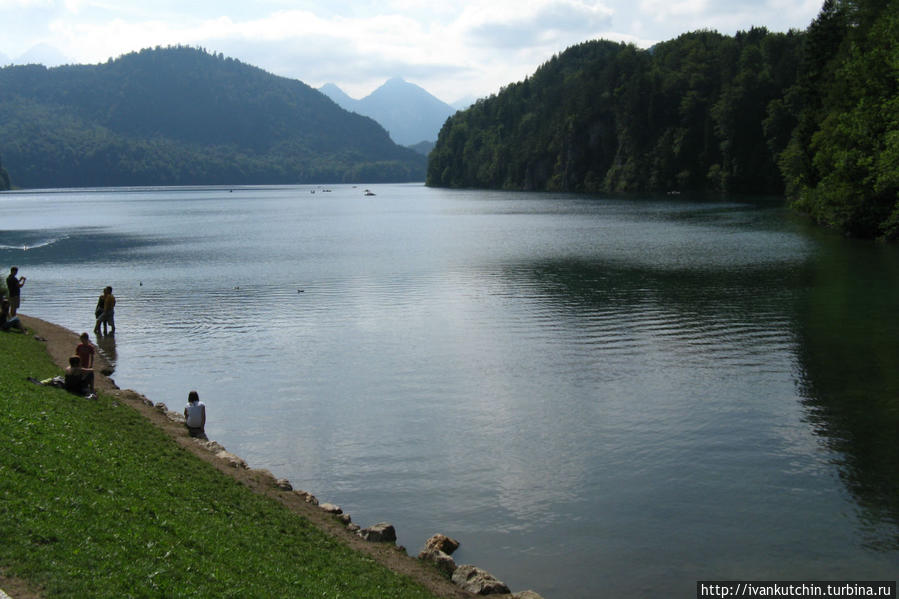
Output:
[
  {"xmin": 428, "ymin": 0, "xmax": 898, "ymax": 240},
  {"xmin": 0, "ymin": 46, "xmax": 426, "ymax": 188}
]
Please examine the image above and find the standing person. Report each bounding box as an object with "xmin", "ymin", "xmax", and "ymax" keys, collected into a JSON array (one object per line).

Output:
[
  {"xmin": 6, "ymin": 266, "xmax": 25, "ymax": 316},
  {"xmin": 75, "ymin": 332, "xmax": 95, "ymax": 369},
  {"xmin": 183, "ymin": 391, "xmax": 207, "ymax": 438},
  {"xmin": 94, "ymin": 286, "xmax": 116, "ymax": 335}
]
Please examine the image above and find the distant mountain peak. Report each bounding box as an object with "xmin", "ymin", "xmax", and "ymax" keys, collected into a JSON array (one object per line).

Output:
[
  {"xmin": 383, "ymin": 76, "xmax": 409, "ymax": 87},
  {"xmin": 15, "ymin": 43, "xmax": 70, "ymax": 67},
  {"xmin": 319, "ymin": 82, "xmax": 357, "ymax": 110},
  {"xmin": 320, "ymin": 78, "xmax": 456, "ymax": 146}
]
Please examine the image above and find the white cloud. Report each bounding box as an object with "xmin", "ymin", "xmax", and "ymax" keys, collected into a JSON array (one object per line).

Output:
[
  {"xmin": 635, "ymin": 0, "xmax": 820, "ymax": 42},
  {"xmin": 1, "ymin": 0, "xmax": 824, "ymax": 103},
  {"xmin": 0, "ymin": 0, "xmax": 53, "ymax": 6},
  {"xmin": 638, "ymin": 0, "xmax": 709, "ymax": 20},
  {"xmin": 459, "ymin": 0, "xmax": 613, "ymax": 48}
]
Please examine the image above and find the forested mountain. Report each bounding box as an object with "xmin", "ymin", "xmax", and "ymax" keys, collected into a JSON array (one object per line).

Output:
[
  {"xmin": 0, "ymin": 46, "xmax": 426, "ymax": 188},
  {"xmin": 320, "ymin": 78, "xmax": 457, "ymax": 146},
  {"xmin": 428, "ymin": 0, "xmax": 898, "ymax": 239},
  {"xmin": 428, "ymin": 30, "xmax": 802, "ymax": 194}
]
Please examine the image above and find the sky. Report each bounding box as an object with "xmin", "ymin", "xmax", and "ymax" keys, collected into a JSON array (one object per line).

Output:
[{"xmin": 0, "ymin": 0, "xmax": 823, "ymax": 105}]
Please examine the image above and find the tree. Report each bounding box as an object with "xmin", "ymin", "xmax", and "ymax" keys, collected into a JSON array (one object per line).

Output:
[{"xmin": 779, "ymin": 0, "xmax": 899, "ymax": 238}]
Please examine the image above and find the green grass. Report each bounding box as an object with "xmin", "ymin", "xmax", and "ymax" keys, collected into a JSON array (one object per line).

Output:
[{"xmin": 0, "ymin": 331, "xmax": 440, "ymax": 598}]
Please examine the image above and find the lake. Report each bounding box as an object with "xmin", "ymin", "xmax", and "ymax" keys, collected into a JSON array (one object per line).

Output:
[{"xmin": 2, "ymin": 184, "xmax": 897, "ymax": 597}]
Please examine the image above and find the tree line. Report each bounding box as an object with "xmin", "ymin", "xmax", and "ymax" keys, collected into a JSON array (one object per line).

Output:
[{"xmin": 427, "ymin": 0, "xmax": 898, "ymax": 240}]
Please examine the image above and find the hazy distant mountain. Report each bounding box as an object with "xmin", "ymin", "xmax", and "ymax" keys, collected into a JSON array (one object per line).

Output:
[
  {"xmin": 451, "ymin": 95, "xmax": 477, "ymax": 111},
  {"xmin": 408, "ymin": 141, "xmax": 435, "ymax": 156},
  {"xmin": 320, "ymin": 78, "xmax": 456, "ymax": 146},
  {"xmin": 0, "ymin": 46, "xmax": 425, "ymax": 188},
  {"xmin": 0, "ymin": 51, "xmax": 10, "ymax": 66},
  {"xmin": 15, "ymin": 43, "xmax": 69, "ymax": 66},
  {"xmin": 319, "ymin": 83, "xmax": 357, "ymax": 111}
]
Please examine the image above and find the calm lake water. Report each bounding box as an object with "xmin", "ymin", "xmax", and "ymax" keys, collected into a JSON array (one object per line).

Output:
[{"xmin": 2, "ymin": 184, "xmax": 897, "ymax": 597}]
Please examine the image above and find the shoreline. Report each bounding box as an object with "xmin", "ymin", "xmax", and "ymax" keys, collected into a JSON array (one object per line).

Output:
[{"xmin": 13, "ymin": 314, "xmax": 538, "ymax": 599}]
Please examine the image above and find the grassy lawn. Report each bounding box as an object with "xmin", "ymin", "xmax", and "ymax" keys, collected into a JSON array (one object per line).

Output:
[{"xmin": 0, "ymin": 330, "xmax": 440, "ymax": 598}]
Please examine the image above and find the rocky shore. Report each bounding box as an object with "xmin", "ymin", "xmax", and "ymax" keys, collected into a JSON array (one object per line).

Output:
[{"xmin": 14, "ymin": 315, "xmax": 545, "ymax": 599}]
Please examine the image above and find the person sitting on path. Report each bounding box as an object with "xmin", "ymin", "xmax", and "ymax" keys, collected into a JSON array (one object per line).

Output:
[
  {"xmin": 183, "ymin": 391, "xmax": 207, "ymax": 438},
  {"xmin": 6, "ymin": 266, "xmax": 26, "ymax": 316},
  {"xmin": 1, "ymin": 298, "xmax": 24, "ymax": 332},
  {"xmin": 94, "ymin": 286, "xmax": 116, "ymax": 335},
  {"xmin": 64, "ymin": 355, "xmax": 94, "ymax": 395},
  {"xmin": 75, "ymin": 332, "xmax": 95, "ymax": 369}
]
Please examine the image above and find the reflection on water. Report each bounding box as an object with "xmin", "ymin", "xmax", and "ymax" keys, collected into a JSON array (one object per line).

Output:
[
  {"xmin": 1, "ymin": 185, "xmax": 897, "ymax": 597},
  {"xmin": 793, "ymin": 233, "xmax": 899, "ymax": 551},
  {"xmin": 95, "ymin": 334, "xmax": 118, "ymax": 371}
]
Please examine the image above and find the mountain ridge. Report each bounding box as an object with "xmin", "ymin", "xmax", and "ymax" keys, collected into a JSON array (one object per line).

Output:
[
  {"xmin": 0, "ymin": 46, "xmax": 426, "ymax": 188},
  {"xmin": 319, "ymin": 78, "xmax": 456, "ymax": 146}
]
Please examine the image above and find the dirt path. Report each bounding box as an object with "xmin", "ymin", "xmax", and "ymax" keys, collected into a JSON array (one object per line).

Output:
[{"xmin": 12, "ymin": 314, "xmax": 479, "ymax": 599}]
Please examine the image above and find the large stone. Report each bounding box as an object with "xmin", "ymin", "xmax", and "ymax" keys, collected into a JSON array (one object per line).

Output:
[
  {"xmin": 512, "ymin": 592, "xmax": 545, "ymax": 599},
  {"xmin": 360, "ymin": 522, "xmax": 397, "ymax": 543},
  {"xmin": 319, "ymin": 503, "xmax": 343, "ymax": 514},
  {"xmin": 451, "ymin": 565, "xmax": 510, "ymax": 595},
  {"xmin": 294, "ymin": 490, "xmax": 318, "ymax": 505},
  {"xmin": 418, "ymin": 548, "xmax": 457, "ymax": 577},
  {"xmin": 197, "ymin": 439, "xmax": 226, "ymax": 453},
  {"xmin": 421, "ymin": 533, "xmax": 460, "ymax": 556},
  {"xmin": 215, "ymin": 450, "xmax": 248, "ymax": 469}
]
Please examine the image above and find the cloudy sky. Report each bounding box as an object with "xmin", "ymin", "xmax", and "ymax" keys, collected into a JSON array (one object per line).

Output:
[{"xmin": 1, "ymin": 0, "xmax": 823, "ymax": 104}]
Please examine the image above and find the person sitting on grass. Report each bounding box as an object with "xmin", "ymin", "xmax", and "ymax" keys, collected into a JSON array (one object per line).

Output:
[
  {"xmin": 64, "ymin": 355, "xmax": 94, "ymax": 396},
  {"xmin": 1, "ymin": 298, "xmax": 24, "ymax": 332},
  {"xmin": 183, "ymin": 390, "xmax": 207, "ymax": 438}
]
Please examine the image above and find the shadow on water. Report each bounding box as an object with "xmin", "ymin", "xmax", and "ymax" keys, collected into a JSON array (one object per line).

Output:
[
  {"xmin": 513, "ymin": 227, "xmax": 899, "ymax": 551},
  {"xmin": 0, "ymin": 228, "xmax": 158, "ymax": 265},
  {"xmin": 791, "ymin": 234, "xmax": 899, "ymax": 550},
  {"xmin": 514, "ymin": 255, "xmax": 806, "ymax": 340}
]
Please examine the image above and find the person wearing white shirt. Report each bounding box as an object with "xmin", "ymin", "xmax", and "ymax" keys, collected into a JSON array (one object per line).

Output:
[{"xmin": 183, "ymin": 390, "xmax": 207, "ymax": 438}]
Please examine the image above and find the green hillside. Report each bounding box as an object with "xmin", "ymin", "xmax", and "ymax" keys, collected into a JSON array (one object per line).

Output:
[
  {"xmin": 0, "ymin": 46, "xmax": 426, "ymax": 188},
  {"xmin": 0, "ymin": 328, "xmax": 440, "ymax": 598},
  {"xmin": 428, "ymin": 31, "xmax": 802, "ymax": 194},
  {"xmin": 428, "ymin": 0, "xmax": 899, "ymax": 240}
]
